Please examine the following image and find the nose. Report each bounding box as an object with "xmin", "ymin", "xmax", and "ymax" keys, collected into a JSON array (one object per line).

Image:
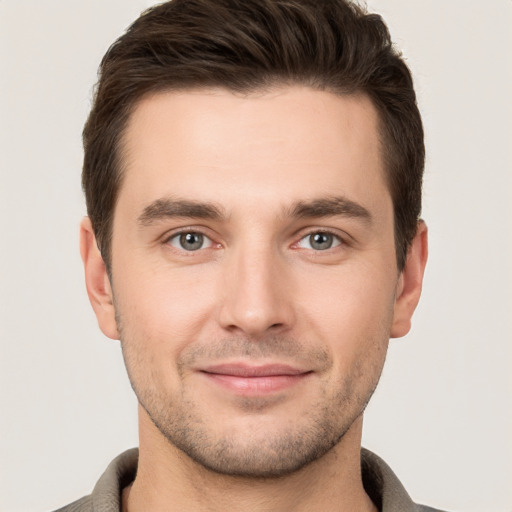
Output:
[{"xmin": 217, "ymin": 245, "xmax": 295, "ymax": 337}]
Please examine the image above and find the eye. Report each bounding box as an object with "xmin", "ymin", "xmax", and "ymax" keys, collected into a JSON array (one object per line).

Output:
[
  {"xmin": 167, "ymin": 231, "xmax": 213, "ymax": 251},
  {"xmin": 296, "ymin": 232, "xmax": 342, "ymax": 251}
]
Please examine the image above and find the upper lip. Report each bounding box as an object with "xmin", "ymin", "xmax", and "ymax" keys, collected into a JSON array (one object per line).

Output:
[{"xmin": 200, "ymin": 363, "xmax": 309, "ymax": 377}]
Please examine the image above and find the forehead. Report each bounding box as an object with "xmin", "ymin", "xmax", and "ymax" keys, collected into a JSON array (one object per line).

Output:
[{"xmin": 118, "ymin": 86, "xmax": 388, "ymax": 217}]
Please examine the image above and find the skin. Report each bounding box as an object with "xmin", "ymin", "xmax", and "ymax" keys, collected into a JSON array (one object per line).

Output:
[{"xmin": 81, "ymin": 86, "xmax": 427, "ymax": 512}]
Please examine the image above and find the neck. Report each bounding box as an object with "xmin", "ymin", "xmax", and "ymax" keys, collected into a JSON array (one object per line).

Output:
[{"xmin": 123, "ymin": 408, "xmax": 376, "ymax": 512}]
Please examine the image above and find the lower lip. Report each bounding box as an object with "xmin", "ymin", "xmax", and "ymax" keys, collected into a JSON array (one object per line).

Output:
[{"xmin": 201, "ymin": 372, "xmax": 310, "ymax": 395}]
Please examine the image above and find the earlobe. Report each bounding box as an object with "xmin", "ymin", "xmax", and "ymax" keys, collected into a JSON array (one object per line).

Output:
[
  {"xmin": 80, "ymin": 217, "xmax": 120, "ymax": 340},
  {"xmin": 390, "ymin": 220, "xmax": 428, "ymax": 338}
]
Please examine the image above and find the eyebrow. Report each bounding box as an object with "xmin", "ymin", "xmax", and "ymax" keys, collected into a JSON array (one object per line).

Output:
[
  {"xmin": 137, "ymin": 195, "xmax": 372, "ymax": 227},
  {"xmin": 288, "ymin": 196, "xmax": 372, "ymax": 224},
  {"xmin": 138, "ymin": 198, "xmax": 225, "ymax": 226}
]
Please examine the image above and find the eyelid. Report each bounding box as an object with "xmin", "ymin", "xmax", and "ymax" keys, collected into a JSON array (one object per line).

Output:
[
  {"xmin": 162, "ymin": 226, "xmax": 221, "ymax": 250},
  {"xmin": 170, "ymin": 232, "xmax": 212, "ymax": 250},
  {"xmin": 162, "ymin": 225, "xmax": 212, "ymax": 240},
  {"xmin": 292, "ymin": 228, "xmax": 349, "ymax": 250},
  {"xmin": 159, "ymin": 225, "xmax": 351, "ymax": 251}
]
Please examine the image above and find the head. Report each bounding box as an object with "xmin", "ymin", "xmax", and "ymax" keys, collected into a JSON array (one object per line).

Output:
[
  {"xmin": 83, "ymin": 0, "xmax": 424, "ymax": 274},
  {"xmin": 80, "ymin": 0, "xmax": 427, "ymax": 479}
]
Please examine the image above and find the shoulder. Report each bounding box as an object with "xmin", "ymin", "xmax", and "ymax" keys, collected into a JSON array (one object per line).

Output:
[
  {"xmin": 361, "ymin": 448, "xmax": 451, "ymax": 512},
  {"xmin": 50, "ymin": 449, "xmax": 138, "ymax": 512},
  {"xmin": 52, "ymin": 495, "xmax": 92, "ymax": 512}
]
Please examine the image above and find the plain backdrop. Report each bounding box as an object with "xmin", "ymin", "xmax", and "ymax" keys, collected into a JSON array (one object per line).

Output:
[{"xmin": 1, "ymin": 1, "xmax": 511, "ymax": 511}]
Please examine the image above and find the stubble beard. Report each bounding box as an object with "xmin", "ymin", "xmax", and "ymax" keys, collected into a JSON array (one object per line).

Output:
[{"xmin": 119, "ymin": 322, "xmax": 388, "ymax": 479}]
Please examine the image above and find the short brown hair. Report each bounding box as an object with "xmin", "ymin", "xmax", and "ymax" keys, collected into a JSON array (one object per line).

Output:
[{"xmin": 83, "ymin": 0, "xmax": 424, "ymax": 271}]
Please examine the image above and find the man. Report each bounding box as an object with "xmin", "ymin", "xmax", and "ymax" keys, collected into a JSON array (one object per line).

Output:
[{"xmin": 57, "ymin": 0, "xmax": 437, "ymax": 510}]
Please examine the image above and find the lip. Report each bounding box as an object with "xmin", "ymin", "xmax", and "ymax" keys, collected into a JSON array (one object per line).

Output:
[{"xmin": 199, "ymin": 363, "xmax": 312, "ymax": 395}]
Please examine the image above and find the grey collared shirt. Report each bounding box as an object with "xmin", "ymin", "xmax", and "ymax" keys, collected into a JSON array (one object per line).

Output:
[{"xmin": 53, "ymin": 448, "xmax": 447, "ymax": 512}]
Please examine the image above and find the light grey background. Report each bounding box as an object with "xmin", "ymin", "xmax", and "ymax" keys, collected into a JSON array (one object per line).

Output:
[{"xmin": 1, "ymin": 1, "xmax": 511, "ymax": 511}]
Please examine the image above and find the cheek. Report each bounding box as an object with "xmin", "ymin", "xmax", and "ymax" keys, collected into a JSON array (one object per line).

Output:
[
  {"xmin": 297, "ymin": 261, "xmax": 396, "ymax": 362},
  {"xmin": 113, "ymin": 262, "xmax": 220, "ymax": 360},
  {"xmin": 114, "ymin": 267, "xmax": 221, "ymax": 398}
]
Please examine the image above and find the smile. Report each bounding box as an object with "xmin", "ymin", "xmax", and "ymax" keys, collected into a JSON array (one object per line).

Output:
[{"xmin": 199, "ymin": 364, "xmax": 313, "ymax": 395}]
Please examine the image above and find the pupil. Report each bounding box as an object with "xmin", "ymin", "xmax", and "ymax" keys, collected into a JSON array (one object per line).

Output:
[
  {"xmin": 180, "ymin": 232, "xmax": 203, "ymax": 250},
  {"xmin": 311, "ymin": 233, "xmax": 332, "ymax": 250}
]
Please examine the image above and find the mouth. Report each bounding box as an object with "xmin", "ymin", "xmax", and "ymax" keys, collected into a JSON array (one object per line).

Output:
[{"xmin": 199, "ymin": 363, "xmax": 313, "ymax": 395}]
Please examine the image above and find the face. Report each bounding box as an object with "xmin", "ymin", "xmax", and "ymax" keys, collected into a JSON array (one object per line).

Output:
[{"xmin": 85, "ymin": 86, "xmax": 422, "ymax": 477}]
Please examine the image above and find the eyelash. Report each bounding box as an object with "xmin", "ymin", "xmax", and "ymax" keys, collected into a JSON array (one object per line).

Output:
[
  {"xmin": 294, "ymin": 230, "xmax": 344, "ymax": 251},
  {"xmin": 162, "ymin": 227, "xmax": 347, "ymax": 254},
  {"xmin": 164, "ymin": 229, "xmax": 217, "ymax": 252}
]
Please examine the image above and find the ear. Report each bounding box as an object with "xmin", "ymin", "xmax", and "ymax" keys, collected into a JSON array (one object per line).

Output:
[
  {"xmin": 390, "ymin": 220, "xmax": 428, "ymax": 338},
  {"xmin": 80, "ymin": 217, "xmax": 119, "ymax": 340}
]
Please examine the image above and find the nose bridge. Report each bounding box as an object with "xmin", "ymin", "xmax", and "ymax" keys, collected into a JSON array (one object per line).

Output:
[{"xmin": 218, "ymin": 236, "xmax": 292, "ymax": 335}]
